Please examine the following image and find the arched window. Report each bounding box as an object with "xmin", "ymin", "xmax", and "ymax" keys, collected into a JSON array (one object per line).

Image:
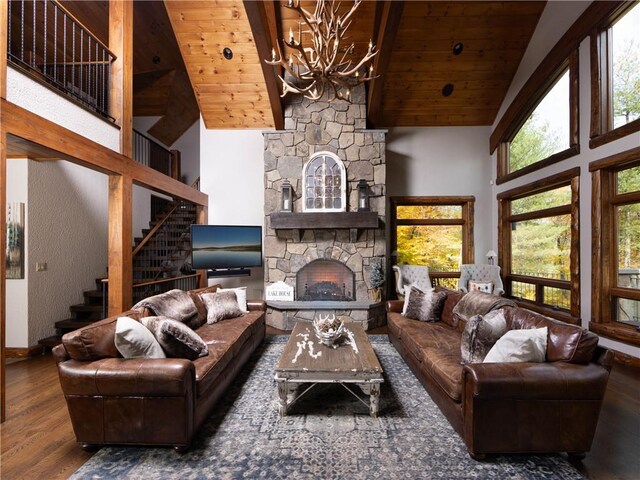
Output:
[{"xmin": 302, "ymin": 152, "xmax": 347, "ymax": 212}]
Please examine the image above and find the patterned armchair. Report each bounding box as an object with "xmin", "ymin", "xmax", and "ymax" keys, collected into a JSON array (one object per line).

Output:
[
  {"xmin": 392, "ymin": 265, "xmax": 432, "ymax": 299},
  {"xmin": 457, "ymin": 264, "xmax": 504, "ymax": 296}
]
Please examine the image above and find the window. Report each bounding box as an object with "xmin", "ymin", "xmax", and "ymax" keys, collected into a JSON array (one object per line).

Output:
[
  {"xmin": 498, "ymin": 168, "xmax": 580, "ymax": 322},
  {"xmin": 591, "ymin": 147, "xmax": 640, "ymax": 346},
  {"xmin": 390, "ymin": 197, "xmax": 475, "ymax": 290},
  {"xmin": 302, "ymin": 152, "xmax": 347, "ymax": 212},
  {"xmin": 509, "ymin": 71, "xmax": 570, "ymax": 173},
  {"xmin": 590, "ymin": 2, "xmax": 640, "ymax": 148},
  {"xmin": 496, "ymin": 53, "xmax": 579, "ymax": 184}
]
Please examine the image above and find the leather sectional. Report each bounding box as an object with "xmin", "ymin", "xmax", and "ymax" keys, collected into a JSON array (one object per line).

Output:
[
  {"xmin": 387, "ymin": 287, "xmax": 614, "ymax": 459},
  {"xmin": 53, "ymin": 287, "xmax": 265, "ymax": 452}
]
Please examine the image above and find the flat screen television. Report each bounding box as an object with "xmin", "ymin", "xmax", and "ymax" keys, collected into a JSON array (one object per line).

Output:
[{"xmin": 190, "ymin": 225, "xmax": 263, "ymax": 271}]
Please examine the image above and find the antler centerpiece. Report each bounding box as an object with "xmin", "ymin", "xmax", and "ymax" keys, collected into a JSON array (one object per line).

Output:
[
  {"xmin": 266, "ymin": 0, "xmax": 377, "ymax": 101},
  {"xmin": 313, "ymin": 313, "xmax": 345, "ymax": 346}
]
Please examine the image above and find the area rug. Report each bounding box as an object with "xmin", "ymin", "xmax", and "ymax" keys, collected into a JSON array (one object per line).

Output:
[{"xmin": 71, "ymin": 336, "xmax": 584, "ymax": 480}]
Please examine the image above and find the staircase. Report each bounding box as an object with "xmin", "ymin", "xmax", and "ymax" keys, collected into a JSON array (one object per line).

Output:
[
  {"xmin": 38, "ymin": 200, "xmax": 197, "ymax": 350},
  {"xmin": 133, "ymin": 201, "xmax": 197, "ymax": 282},
  {"xmin": 37, "ymin": 277, "xmax": 107, "ymax": 349}
]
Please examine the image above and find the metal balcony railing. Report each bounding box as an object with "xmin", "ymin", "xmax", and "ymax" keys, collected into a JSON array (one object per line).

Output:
[
  {"xmin": 7, "ymin": 0, "xmax": 115, "ymax": 119},
  {"xmin": 133, "ymin": 129, "xmax": 173, "ymax": 177}
]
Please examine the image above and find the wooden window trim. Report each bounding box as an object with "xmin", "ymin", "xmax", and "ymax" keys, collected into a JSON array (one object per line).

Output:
[
  {"xmin": 389, "ymin": 196, "xmax": 475, "ymax": 291},
  {"xmin": 589, "ymin": 2, "xmax": 640, "ymax": 149},
  {"xmin": 491, "ymin": 1, "xmax": 624, "ymax": 154},
  {"xmin": 495, "ymin": 53, "xmax": 579, "ymax": 185},
  {"xmin": 590, "ymin": 146, "xmax": 640, "ymax": 346},
  {"xmin": 498, "ymin": 168, "xmax": 581, "ymax": 323}
]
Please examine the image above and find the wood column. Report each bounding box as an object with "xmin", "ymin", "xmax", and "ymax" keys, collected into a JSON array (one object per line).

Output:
[
  {"xmin": 108, "ymin": 175, "xmax": 133, "ymax": 315},
  {"xmin": 109, "ymin": 0, "xmax": 133, "ymax": 158},
  {"xmin": 0, "ymin": 0, "xmax": 7, "ymax": 99},
  {"xmin": 1, "ymin": 130, "xmax": 6, "ymax": 422},
  {"xmin": 170, "ymin": 150, "xmax": 181, "ymax": 181},
  {"xmin": 195, "ymin": 205, "xmax": 208, "ymax": 288}
]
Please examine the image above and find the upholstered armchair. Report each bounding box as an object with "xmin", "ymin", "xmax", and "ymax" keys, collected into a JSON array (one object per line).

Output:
[
  {"xmin": 457, "ymin": 264, "xmax": 504, "ymax": 295},
  {"xmin": 392, "ymin": 265, "xmax": 432, "ymax": 299}
]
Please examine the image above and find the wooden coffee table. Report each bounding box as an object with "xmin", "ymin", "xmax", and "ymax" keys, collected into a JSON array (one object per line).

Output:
[{"xmin": 275, "ymin": 322, "xmax": 384, "ymax": 417}]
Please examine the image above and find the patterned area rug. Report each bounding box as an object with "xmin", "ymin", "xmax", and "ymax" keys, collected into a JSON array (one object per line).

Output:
[{"xmin": 71, "ymin": 336, "xmax": 584, "ymax": 479}]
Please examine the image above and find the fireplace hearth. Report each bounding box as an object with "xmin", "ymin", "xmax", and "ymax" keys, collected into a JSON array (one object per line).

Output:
[{"xmin": 297, "ymin": 259, "xmax": 355, "ymax": 301}]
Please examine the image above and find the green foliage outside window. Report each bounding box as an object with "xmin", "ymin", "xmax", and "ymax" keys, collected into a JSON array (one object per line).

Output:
[{"xmin": 612, "ymin": 4, "xmax": 640, "ymax": 128}]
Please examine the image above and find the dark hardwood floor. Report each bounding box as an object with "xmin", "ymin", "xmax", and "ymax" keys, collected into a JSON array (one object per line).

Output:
[{"xmin": 1, "ymin": 330, "xmax": 638, "ymax": 480}]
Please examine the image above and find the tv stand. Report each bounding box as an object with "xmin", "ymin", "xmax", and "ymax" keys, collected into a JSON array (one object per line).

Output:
[{"xmin": 206, "ymin": 268, "xmax": 251, "ymax": 278}]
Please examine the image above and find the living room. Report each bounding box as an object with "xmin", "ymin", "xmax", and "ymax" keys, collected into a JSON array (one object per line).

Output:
[{"xmin": 1, "ymin": 1, "xmax": 639, "ymax": 479}]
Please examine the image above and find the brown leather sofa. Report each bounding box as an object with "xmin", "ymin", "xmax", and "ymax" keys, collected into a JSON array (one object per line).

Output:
[
  {"xmin": 387, "ymin": 288, "xmax": 614, "ymax": 459},
  {"xmin": 53, "ymin": 287, "xmax": 266, "ymax": 452}
]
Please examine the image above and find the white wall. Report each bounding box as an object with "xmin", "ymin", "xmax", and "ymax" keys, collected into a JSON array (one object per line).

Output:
[
  {"xmin": 5, "ymin": 160, "xmax": 29, "ymax": 348},
  {"xmin": 491, "ymin": 1, "xmax": 640, "ymax": 357},
  {"xmin": 6, "ymin": 66, "xmax": 120, "ymax": 152},
  {"xmin": 386, "ymin": 126, "xmax": 494, "ymax": 261},
  {"xmin": 27, "ymin": 161, "xmax": 108, "ymax": 346},
  {"xmin": 199, "ymin": 124, "xmax": 265, "ymax": 297}
]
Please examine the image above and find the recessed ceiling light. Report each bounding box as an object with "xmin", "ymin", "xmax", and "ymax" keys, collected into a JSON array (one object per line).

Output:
[
  {"xmin": 452, "ymin": 42, "xmax": 464, "ymax": 56},
  {"xmin": 223, "ymin": 47, "xmax": 233, "ymax": 60},
  {"xmin": 442, "ymin": 83, "xmax": 454, "ymax": 97}
]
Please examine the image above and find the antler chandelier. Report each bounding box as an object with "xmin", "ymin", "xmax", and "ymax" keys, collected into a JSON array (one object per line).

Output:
[{"xmin": 266, "ymin": 0, "xmax": 377, "ymax": 102}]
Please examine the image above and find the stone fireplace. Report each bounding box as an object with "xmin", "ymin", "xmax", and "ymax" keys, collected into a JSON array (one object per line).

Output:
[{"xmin": 263, "ymin": 84, "xmax": 386, "ymax": 330}]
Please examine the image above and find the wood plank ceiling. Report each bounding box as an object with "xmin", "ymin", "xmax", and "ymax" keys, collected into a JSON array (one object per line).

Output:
[
  {"xmin": 164, "ymin": 0, "xmax": 545, "ymax": 130},
  {"xmin": 61, "ymin": 1, "xmax": 547, "ymax": 131}
]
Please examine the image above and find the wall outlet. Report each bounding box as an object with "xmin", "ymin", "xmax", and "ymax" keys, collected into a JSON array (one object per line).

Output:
[{"xmin": 36, "ymin": 262, "xmax": 47, "ymax": 271}]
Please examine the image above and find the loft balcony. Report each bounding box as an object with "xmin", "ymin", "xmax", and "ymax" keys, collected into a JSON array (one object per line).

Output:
[{"xmin": 7, "ymin": 0, "xmax": 115, "ymax": 120}]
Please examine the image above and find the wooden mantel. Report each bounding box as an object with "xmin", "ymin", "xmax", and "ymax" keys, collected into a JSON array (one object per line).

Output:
[{"xmin": 270, "ymin": 211, "xmax": 379, "ymax": 242}]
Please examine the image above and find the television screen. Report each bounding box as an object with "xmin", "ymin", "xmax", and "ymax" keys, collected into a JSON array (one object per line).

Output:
[{"xmin": 190, "ymin": 225, "xmax": 263, "ymax": 270}]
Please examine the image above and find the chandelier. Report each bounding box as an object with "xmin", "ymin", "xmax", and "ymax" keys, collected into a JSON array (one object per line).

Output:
[{"xmin": 265, "ymin": 0, "xmax": 377, "ymax": 102}]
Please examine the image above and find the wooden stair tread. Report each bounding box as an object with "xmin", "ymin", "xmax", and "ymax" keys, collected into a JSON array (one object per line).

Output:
[
  {"xmin": 55, "ymin": 319, "xmax": 97, "ymax": 330},
  {"xmin": 38, "ymin": 335, "xmax": 62, "ymax": 347}
]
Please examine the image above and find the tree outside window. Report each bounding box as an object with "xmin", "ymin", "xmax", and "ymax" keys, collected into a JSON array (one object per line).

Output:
[{"xmin": 390, "ymin": 197, "xmax": 474, "ymax": 291}]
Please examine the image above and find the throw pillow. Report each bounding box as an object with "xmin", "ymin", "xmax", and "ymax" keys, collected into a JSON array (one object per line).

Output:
[
  {"xmin": 141, "ymin": 316, "xmax": 208, "ymax": 360},
  {"xmin": 200, "ymin": 291, "xmax": 244, "ymax": 324},
  {"xmin": 460, "ymin": 309, "xmax": 508, "ymax": 364},
  {"xmin": 483, "ymin": 327, "xmax": 548, "ymax": 363},
  {"xmin": 218, "ymin": 286, "xmax": 248, "ymax": 312},
  {"xmin": 469, "ymin": 280, "xmax": 493, "ymax": 294},
  {"xmin": 403, "ymin": 286, "xmax": 447, "ymax": 322},
  {"xmin": 190, "ymin": 284, "xmax": 222, "ymax": 326},
  {"xmin": 114, "ymin": 316, "xmax": 166, "ymax": 359}
]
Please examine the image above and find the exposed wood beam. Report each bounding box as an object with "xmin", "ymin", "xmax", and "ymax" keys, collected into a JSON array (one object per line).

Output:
[
  {"xmin": 108, "ymin": 174, "xmax": 133, "ymax": 315},
  {"xmin": 0, "ymin": 0, "xmax": 7, "ymax": 99},
  {"xmin": 243, "ymin": 0, "xmax": 284, "ymax": 130},
  {"xmin": 367, "ymin": 1, "xmax": 404, "ymax": 128},
  {"xmin": 1, "ymin": 129, "xmax": 6, "ymax": 423},
  {"xmin": 1, "ymin": 99, "xmax": 207, "ymax": 206},
  {"xmin": 109, "ymin": 0, "xmax": 134, "ymax": 157}
]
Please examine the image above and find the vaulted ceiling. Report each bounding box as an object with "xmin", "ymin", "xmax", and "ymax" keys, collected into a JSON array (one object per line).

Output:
[
  {"xmin": 63, "ymin": 1, "xmax": 547, "ymax": 136},
  {"xmin": 166, "ymin": 0, "xmax": 546, "ymax": 130}
]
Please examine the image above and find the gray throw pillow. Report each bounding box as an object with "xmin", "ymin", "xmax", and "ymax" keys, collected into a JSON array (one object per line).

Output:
[
  {"xmin": 460, "ymin": 309, "xmax": 508, "ymax": 364},
  {"xmin": 403, "ymin": 286, "xmax": 447, "ymax": 322},
  {"xmin": 141, "ymin": 316, "xmax": 208, "ymax": 360},
  {"xmin": 200, "ymin": 291, "xmax": 244, "ymax": 324}
]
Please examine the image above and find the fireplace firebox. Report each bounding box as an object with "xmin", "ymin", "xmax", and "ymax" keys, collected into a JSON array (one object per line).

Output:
[{"xmin": 296, "ymin": 259, "xmax": 355, "ymax": 301}]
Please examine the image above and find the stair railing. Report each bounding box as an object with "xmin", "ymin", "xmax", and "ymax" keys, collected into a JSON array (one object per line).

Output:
[{"xmin": 101, "ymin": 273, "xmax": 203, "ymax": 318}]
